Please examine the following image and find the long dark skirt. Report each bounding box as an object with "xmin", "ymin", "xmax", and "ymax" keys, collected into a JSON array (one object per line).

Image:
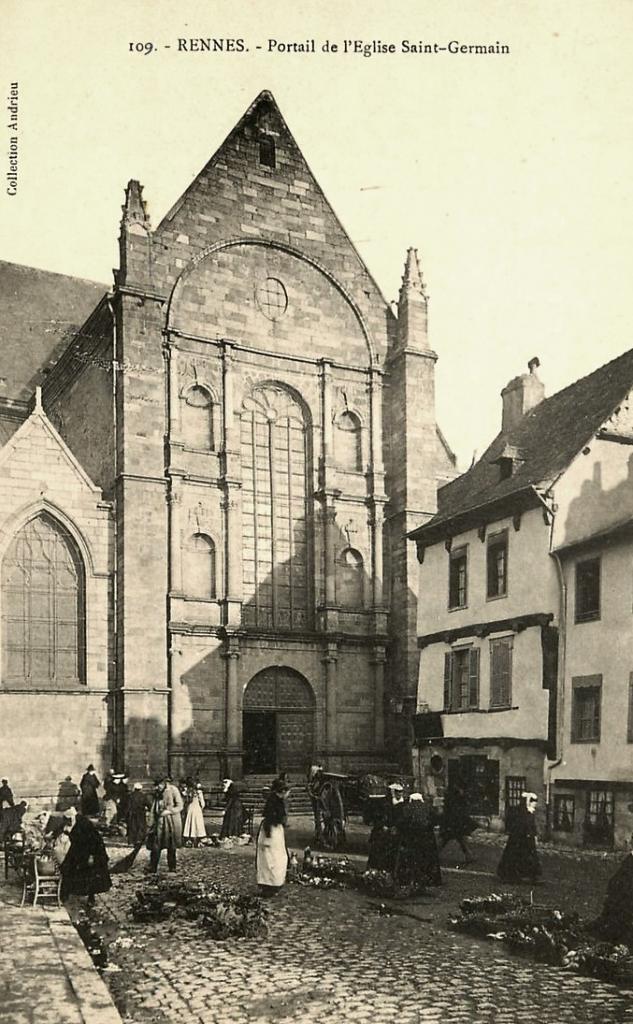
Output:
[
  {"xmin": 395, "ymin": 833, "xmax": 442, "ymax": 889},
  {"xmin": 367, "ymin": 826, "xmax": 398, "ymax": 873},
  {"xmin": 497, "ymin": 833, "xmax": 541, "ymax": 882},
  {"xmin": 220, "ymin": 798, "xmax": 247, "ymax": 838},
  {"xmin": 80, "ymin": 789, "xmax": 100, "ymax": 817}
]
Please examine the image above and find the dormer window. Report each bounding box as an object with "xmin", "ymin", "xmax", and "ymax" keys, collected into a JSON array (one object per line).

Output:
[
  {"xmin": 493, "ymin": 444, "xmax": 525, "ymax": 481},
  {"xmin": 259, "ymin": 135, "xmax": 276, "ymax": 168}
]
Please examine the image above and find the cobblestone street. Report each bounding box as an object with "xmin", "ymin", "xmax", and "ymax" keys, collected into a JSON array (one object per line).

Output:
[{"xmin": 89, "ymin": 833, "xmax": 633, "ymax": 1024}]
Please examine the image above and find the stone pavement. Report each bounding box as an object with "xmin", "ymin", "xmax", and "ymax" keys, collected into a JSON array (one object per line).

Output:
[
  {"xmin": 0, "ymin": 877, "xmax": 122, "ymax": 1024},
  {"xmin": 94, "ymin": 840, "xmax": 633, "ymax": 1024}
]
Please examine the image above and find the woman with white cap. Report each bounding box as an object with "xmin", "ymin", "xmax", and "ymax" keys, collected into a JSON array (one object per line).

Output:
[
  {"xmin": 394, "ymin": 792, "xmax": 442, "ymax": 892},
  {"xmin": 497, "ymin": 791, "xmax": 542, "ymax": 883}
]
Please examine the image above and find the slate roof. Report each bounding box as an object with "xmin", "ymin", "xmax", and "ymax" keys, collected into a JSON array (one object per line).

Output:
[
  {"xmin": 412, "ymin": 347, "xmax": 633, "ymax": 539},
  {"xmin": 0, "ymin": 410, "xmax": 22, "ymax": 446},
  {"xmin": 0, "ymin": 261, "xmax": 108, "ymax": 403}
]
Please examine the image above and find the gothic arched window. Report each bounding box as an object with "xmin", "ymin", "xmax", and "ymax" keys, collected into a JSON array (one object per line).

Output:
[
  {"xmin": 335, "ymin": 411, "xmax": 362, "ymax": 472},
  {"xmin": 337, "ymin": 547, "xmax": 364, "ymax": 608},
  {"xmin": 184, "ymin": 533, "xmax": 216, "ymax": 601},
  {"xmin": 241, "ymin": 386, "xmax": 310, "ymax": 630},
  {"xmin": 182, "ymin": 386, "xmax": 214, "ymax": 451},
  {"xmin": 1, "ymin": 513, "xmax": 86, "ymax": 688}
]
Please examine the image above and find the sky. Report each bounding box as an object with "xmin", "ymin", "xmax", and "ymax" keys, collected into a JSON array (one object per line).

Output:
[{"xmin": 2, "ymin": 0, "xmax": 632, "ymax": 469}]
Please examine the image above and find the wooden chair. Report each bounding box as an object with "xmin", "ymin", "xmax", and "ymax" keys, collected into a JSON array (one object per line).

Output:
[{"xmin": 21, "ymin": 856, "xmax": 62, "ymax": 908}]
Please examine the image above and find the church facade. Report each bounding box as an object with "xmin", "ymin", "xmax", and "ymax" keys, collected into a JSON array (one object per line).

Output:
[{"xmin": 0, "ymin": 92, "xmax": 455, "ymax": 799}]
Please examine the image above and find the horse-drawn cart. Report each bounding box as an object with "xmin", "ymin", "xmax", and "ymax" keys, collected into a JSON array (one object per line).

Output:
[{"xmin": 306, "ymin": 769, "xmax": 412, "ymax": 849}]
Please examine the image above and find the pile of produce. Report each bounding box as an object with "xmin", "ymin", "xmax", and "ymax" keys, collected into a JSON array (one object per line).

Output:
[
  {"xmin": 291, "ymin": 850, "xmax": 397, "ymax": 897},
  {"xmin": 450, "ymin": 892, "xmax": 633, "ymax": 987},
  {"xmin": 130, "ymin": 880, "xmax": 268, "ymax": 939}
]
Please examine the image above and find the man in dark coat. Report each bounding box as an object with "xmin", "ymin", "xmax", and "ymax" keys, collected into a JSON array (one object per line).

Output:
[
  {"xmin": 440, "ymin": 778, "xmax": 476, "ymax": 863},
  {"xmin": 79, "ymin": 765, "xmax": 100, "ymax": 817},
  {"xmin": 0, "ymin": 779, "xmax": 14, "ymax": 809},
  {"xmin": 0, "ymin": 778, "xmax": 15, "ymax": 836}
]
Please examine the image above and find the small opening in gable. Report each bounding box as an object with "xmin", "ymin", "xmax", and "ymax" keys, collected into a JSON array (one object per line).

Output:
[{"xmin": 259, "ymin": 136, "xmax": 276, "ymax": 169}]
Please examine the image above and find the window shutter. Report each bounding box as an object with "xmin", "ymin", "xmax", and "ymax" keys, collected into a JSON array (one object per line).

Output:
[
  {"xmin": 468, "ymin": 648, "xmax": 480, "ymax": 708},
  {"xmin": 628, "ymin": 673, "xmax": 633, "ymax": 743},
  {"xmin": 444, "ymin": 653, "xmax": 452, "ymax": 710}
]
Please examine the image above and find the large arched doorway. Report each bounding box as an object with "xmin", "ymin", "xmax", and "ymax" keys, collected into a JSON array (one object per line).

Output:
[{"xmin": 242, "ymin": 667, "xmax": 315, "ymax": 774}]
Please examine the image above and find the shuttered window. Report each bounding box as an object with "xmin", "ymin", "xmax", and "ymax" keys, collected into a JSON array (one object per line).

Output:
[
  {"xmin": 571, "ymin": 675, "xmax": 602, "ymax": 742},
  {"xmin": 487, "ymin": 530, "xmax": 508, "ymax": 599},
  {"xmin": 448, "ymin": 546, "xmax": 468, "ymax": 609},
  {"xmin": 628, "ymin": 672, "xmax": 633, "ymax": 743},
  {"xmin": 490, "ymin": 637, "xmax": 513, "ymax": 707},
  {"xmin": 443, "ymin": 647, "xmax": 480, "ymax": 711}
]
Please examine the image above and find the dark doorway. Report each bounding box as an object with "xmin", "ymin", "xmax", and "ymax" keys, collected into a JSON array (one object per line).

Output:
[
  {"xmin": 243, "ymin": 712, "xmax": 276, "ymax": 774},
  {"xmin": 448, "ymin": 755, "xmax": 500, "ymax": 817},
  {"xmin": 242, "ymin": 667, "xmax": 315, "ymax": 775}
]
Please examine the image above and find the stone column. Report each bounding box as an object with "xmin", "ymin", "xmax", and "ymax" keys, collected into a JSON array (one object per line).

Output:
[
  {"xmin": 167, "ymin": 640, "xmax": 181, "ymax": 778},
  {"xmin": 224, "ymin": 632, "xmax": 243, "ymax": 777},
  {"xmin": 372, "ymin": 645, "xmax": 386, "ymax": 750},
  {"xmin": 221, "ymin": 342, "xmax": 242, "ymax": 623},
  {"xmin": 320, "ymin": 359, "xmax": 333, "ymax": 482},
  {"xmin": 167, "ymin": 341, "xmax": 181, "ymax": 441},
  {"xmin": 324, "ymin": 504, "xmax": 338, "ymax": 607},
  {"xmin": 322, "ymin": 641, "xmax": 338, "ymax": 758},
  {"xmin": 371, "ymin": 501, "xmax": 385, "ymax": 608},
  {"xmin": 221, "ymin": 341, "xmax": 239, "ymax": 451},
  {"xmin": 369, "ymin": 366, "xmax": 384, "ymax": 475},
  {"xmin": 168, "ymin": 480, "xmax": 183, "ymax": 596}
]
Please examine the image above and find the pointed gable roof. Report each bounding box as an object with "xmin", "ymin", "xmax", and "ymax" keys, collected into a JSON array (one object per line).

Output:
[
  {"xmin": 152, "ymin": 91, "xmax": 393, "ymax": 348},
  {"xmin": 411, "ymin": 346, "xmax": 633, "ymax": 542},
  {"xmin": 0, "ymin": 393, "xmax": 102, "ymax": 497}
]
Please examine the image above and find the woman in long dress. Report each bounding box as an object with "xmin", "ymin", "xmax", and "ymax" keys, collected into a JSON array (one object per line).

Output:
[
  {"xmin": 220, "ymin": 779, "xmax": 247, "ymax": 838},
  {"xmin": 497, "ymin": 791, "xmax": 542, "ymax": 883},
  {"xmin": 183, "ymin": 783, "xmax": 206, "ymax": 845},
  {"xmin": 60, "ymin": 814, "xmax": 112, "ymax": 906},
  {"xmin": 256, "ymin": 778, "xmax": 288, "ymax": 896},
  {"xmin": 394, "ymin": 792, "xmax": 442, "ymax": 891}
]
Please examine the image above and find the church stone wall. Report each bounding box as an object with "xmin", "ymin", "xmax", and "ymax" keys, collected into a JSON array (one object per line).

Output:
[{"xmin": 0, "ymin": 408, "xmax": 113, "ymax": 802}]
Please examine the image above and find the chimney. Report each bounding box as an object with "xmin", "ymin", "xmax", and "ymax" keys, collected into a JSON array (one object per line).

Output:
[{"xmin": 501, "ymin": 357, "xmax": 545, "ymax": 433}]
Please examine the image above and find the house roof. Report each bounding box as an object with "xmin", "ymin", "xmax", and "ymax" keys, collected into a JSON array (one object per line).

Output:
[
  {"xmin": 412, "ymin": 347, "xmax": 633, "ymax": 541},
  {"xmin": 0, "ymin": 261, "xmax": 108, "ymax": 403}
]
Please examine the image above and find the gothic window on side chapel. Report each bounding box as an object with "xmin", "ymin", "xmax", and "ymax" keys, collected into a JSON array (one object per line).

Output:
[{"xmin": 1, "ymin": 513, "xmax": 86, "ymax": 689}]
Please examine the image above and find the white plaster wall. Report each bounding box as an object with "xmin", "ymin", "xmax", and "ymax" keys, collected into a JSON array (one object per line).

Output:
[
  {"xmin": 556, "ymin": 535, "xmax": 633, "ymax": 781},
  {"xmin": 418, "ymin": 627, "xmax": 550, "ymax": 740},
  {"xmin": 553, "ymin": 438, "xmax": 633, "ymax": 551},
  {"xmin": 416, "ymin": 507, "xmax": 558, "ymax": 636}
]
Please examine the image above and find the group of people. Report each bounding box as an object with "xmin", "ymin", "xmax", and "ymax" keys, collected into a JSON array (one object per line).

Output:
[{"xmin": 365, "ymin": 783, "xmax": 443, "ymax": 892}]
